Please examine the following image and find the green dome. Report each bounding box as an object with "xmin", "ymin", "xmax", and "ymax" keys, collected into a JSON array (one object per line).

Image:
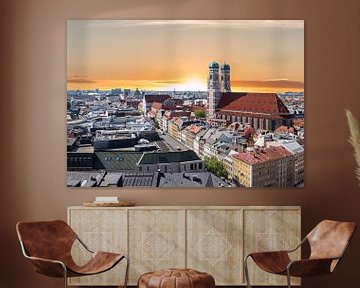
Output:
[
  {"xmin": 221, "ymin": 63, "xmax": 230, "ymax": 70},
  {"xmin": 208, "ymin": 61, "xmax": 219, "ymax": 69}
]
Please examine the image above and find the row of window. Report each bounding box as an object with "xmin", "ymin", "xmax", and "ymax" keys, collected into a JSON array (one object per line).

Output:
[{"xmin": 68, "ymin": 156, "xmax": 93, "ymax": 162}]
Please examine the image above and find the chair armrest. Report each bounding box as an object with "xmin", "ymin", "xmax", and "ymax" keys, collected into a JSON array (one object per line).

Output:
[
  {"xmin": 287, "ymin": 258, "xmax": 336, "ymax": 277},
  {"xmin": 246, "ymin": 251, "xmax": 291, "ymax": 274},
  {"xmin": 25, "ymin": 255, "xmax": 67, "ymax": 278}
]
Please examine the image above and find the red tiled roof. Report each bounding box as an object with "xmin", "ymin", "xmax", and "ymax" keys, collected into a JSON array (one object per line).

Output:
[
  {"xmin": 151, "ymin": 102, "xmax": 163, "ymax": 110},
  {"xmin": 165, "ymin": 111, "xmax": 191, "ymax": 119},
  {"xmin": 144, "ymin": 94, "xmax": 171, "ymax": 103},
  {"xmin": 234, "ymin": 146, "xmax": 292, "ymax": 165},
  {"xmin": 174, "ymin": 117, "xmax": 184, "ymax": 127},
  {"xmin": 293, "ymin": 119, "xmax": 304, "ymax": 128},
  {"xmin": 189, "ymin": 125, "xmax": 203, "ymax": 135},
  {"xmin": 274, "ymin": 125, "xmax": 295, "ymax": 134},
  {"xmin": 217, "ymin": 92, "xmax": 290, "ymax": 117},
  {"xmin": 242, "ymin": 126, "xmax": 257, "ymax": 139}
]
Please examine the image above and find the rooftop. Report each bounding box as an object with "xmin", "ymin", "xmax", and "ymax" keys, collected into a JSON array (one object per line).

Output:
[
  {"xmin": 95, "ymin": 152, "xmax": 143, "ymax": 171},
  {"xmin": 144, "ymin": 94, "xmax": 171, "ymax": 103},
  {"xmin": 121, "ymin": 172, "xmax": 158, "ymax": 187},
  {"xmin": 274, "ymin": 125, "xmax": 295, "ymax": 134},
  {"xmin": 234, "ymin": 146, "xmax": 293, "ymax": 165},
  {"xmin": 138, "ymin": 150, "xmax": 201, "ymax": 165},
  {"xmin": 217, "ymin": 92, "xmax": 290, "ymax": 118},
  {"xmin": 158, "ymin": 172, "xmax": 228, "ymax": 187}
]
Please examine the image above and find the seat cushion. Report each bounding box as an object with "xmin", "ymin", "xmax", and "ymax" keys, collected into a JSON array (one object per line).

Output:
[
  {"xmin": 138, "ymin": 268, "xmax": 215, "ymax": 288},
  {"xmin": 67, "ymin": 252, "xmax": 124, "ymax": 276},
  {"xmin": 250, "ymin": 251, "xmax": 291, "ymax": 274}
]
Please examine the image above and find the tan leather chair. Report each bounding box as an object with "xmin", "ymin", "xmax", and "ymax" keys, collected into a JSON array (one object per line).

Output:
[
  {"xmin": 16, "ymin": 220, "xmax": 129, "ymax": 288},
  {"xmin": 244, "ymin": 220, "xmax": 356, "ymax": 288}
]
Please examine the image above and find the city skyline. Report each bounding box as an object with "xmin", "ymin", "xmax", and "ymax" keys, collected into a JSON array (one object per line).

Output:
[{"xmin": 67, "ymin": 20, "xmax": 304, "ymax": 92}]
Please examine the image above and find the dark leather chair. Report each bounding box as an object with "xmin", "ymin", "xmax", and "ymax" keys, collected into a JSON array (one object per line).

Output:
[
  {"xmin": 244, "ymin": 220, "xmax": 356, "ymax": 288},
  {"xmin": 16, "ymin": 220, "xmax": 129, "ymax": 288}
]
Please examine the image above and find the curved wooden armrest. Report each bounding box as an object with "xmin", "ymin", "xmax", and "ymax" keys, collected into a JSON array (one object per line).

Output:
[{"xmin": 287, "ymin": 258, "xmax": 336, "ymax": 277}]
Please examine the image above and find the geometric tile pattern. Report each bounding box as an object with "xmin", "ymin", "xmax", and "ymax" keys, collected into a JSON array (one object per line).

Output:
[
  {"xmin": 68, "ymin": 206, "xmax": 300, "ymax": 286},
  {"xmin": 128, "ymin": 209, "xmax": 186, "ymax": 284},
  {"xmin": 68, "ymin": 208, "xmax": 127, "ymax": 286},
  {"xmin": 252, "ymin": 228, "xmax": 287, "ymax": 252},
  {"xmin": 138, "ymin": 228, "xmax": 175, "ymax": 265},
  {"xmin": 194, "ymin": 227, "xmax": 232, "ymax": 265},
  {"xmin": 244, "ymin": 209, "xmax": 301, "ymax": 286},
  {"xmin": 187, "ymin": 209, "xmax": 243, "ymax": 285}
]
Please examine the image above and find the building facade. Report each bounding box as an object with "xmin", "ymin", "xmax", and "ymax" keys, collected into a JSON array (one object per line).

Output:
[{"xmin": 233, "ymin": 146, "xmax": 295, "ymax": 187}]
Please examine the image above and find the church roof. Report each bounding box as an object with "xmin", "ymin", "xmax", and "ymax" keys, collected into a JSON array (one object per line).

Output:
[
  {"xmin": 209, "ymin": 61, "xmax": 219, "ymax": 68},
  {"xmin": 221, "ymin": 63, "xmax": 230, "ymax": 70},
  {"xmin": 217, "ymin": 92, "xmax": 290, "ymax": 119}
]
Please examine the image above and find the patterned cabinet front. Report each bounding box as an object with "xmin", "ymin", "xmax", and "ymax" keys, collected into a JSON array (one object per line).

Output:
[
  {"xmin": 68, "ymin": 208, "xmax": 127, "ymax": 286},
  {"xmin": 128, "ymin": 209, "xmax": 186, "ymax": 284},
  {"xmin": 186, "ymin": 209, "xmax": 243, "ymax": 285},
  {"xmin": 243, "ymin": 208, "xmax": 301, "ymax": 286},
  {"xmin": 67, "ymin": 206, "xmax": 300, "ymax": 286}
]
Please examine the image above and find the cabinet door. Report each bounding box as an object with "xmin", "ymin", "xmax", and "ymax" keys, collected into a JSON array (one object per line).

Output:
[
  {"xmin": 128, "ymin": 209, "xmax": 186, "ymax": 284},
  {"xmin": 186, "ymin": 209, "xmax": 243, "ymax": 285},
  {"xmin": 68, "ymin": 208, "xmax": 128, "ymax": 286},
  {"xmin": 243, "ymin": 208, "xmax": 301, "ymax": 286}
]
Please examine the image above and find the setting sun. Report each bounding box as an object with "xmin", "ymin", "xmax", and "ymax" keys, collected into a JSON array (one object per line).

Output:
[
  {"xmin": 169, "ymin": 79, "xmax": 207, "ymax": 91},
  {"xmin": 67, "ymin": 20, "xmax": 304, "ymax": 92}
]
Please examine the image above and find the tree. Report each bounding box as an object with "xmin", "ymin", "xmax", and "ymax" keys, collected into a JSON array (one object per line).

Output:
[
  {"xmin": 205, "ymin": 156, "xmax": 229, "ymax": 179},
  {"xmin": 194, "ymin": 109, "xmax": 206, "ymax": 119},
  {"xmin": 153, "ymin": 119, "xmax": 160, "ymax": 129}
]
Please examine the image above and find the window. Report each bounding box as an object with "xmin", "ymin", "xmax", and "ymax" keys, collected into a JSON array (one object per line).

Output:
[
  {"xmin": 190, "ymin": 163, "xmax": 194, "ymax": 170},
  {"xmin": 199, "ymin": 162, "xmax": 203, "ymax": 169}
]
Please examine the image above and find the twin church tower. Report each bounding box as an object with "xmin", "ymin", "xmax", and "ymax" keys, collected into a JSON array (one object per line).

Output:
[{"xmin": 207, "ymin": 61, "xmax": 231, "ymax": 118}]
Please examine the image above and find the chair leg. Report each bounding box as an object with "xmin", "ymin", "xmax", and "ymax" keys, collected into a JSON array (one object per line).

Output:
[
  {"xmin": 62, "ymin": 265, "xmax": 68, "ymax": 288},
  {"xmin": 286, "ymin": 269, "xmax": 291, "ymax": 288},
  {"xmin": 123, "ymin": 255, "xmax": 130, "ymax": 288},
  {"xmin": 244, "ymin": 255, "xmax": 252, "ymax": 288}
]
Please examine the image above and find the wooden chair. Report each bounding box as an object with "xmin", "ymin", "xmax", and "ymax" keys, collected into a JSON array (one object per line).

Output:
[
  {"xmin": 244, "ymin": 220, "xmax": 356, "ymax": 288},
  {"xmin": 16, "ymin": 220, "xmax": 129, "ymax": 288}
]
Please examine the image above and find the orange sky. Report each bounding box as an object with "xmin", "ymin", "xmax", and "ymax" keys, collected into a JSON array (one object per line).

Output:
[{"xmin": 67, "ymin": 20, "xmax": 304, "ymax": 92}]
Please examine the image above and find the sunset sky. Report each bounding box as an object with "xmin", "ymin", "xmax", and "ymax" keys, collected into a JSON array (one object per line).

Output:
[{"xmin": 67, "ymin": 20, "xmax": 304, "ymax": 92}]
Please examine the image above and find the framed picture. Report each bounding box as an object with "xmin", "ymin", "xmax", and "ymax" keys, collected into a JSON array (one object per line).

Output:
[{"xmin": 67, "ymin": 20, "xmax": 304, "ymax": 188}]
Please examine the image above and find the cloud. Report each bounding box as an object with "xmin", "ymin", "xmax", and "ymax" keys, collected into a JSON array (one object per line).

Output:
[
  {"xmin": 232, "ymin": 79, "xmax": 304, "ymax": 89},
  {"xmin": 153, "ymin": 79, "xmax": 183, "ymax": 84},
  {"xmin": 67, "ymin": 78, "xmax": 98, "ymax": 84}
]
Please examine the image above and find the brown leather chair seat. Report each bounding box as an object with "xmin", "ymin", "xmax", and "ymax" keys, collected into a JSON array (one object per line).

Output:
[{"xmin": 138, "ymin": 268, "xmax": 215, "ymax": 288}]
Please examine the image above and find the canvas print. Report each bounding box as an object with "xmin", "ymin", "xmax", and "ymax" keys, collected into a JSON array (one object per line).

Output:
[{"xmin": 67, "ymin": 20, "xmax": 304, "ymax": 188}]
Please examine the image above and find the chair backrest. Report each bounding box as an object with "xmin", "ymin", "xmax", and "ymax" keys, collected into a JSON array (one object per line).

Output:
[
  {"xmin": 16, "ymin": 220, "xmax": 77, "ymax": 261},
  {"xmin": 307, "ymin": 220, "xmax": 356, "ymax": 261}
]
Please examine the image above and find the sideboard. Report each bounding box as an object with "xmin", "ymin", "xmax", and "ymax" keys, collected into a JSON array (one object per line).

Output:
[{"xmin": 67, "ymin": 206, "xmax": 301, "ymax": 286}]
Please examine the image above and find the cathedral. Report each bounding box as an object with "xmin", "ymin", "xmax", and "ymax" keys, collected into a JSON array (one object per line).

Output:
[{"xmin": 207, "ymin": 61, "xmax": 292, "ymax": 131}]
